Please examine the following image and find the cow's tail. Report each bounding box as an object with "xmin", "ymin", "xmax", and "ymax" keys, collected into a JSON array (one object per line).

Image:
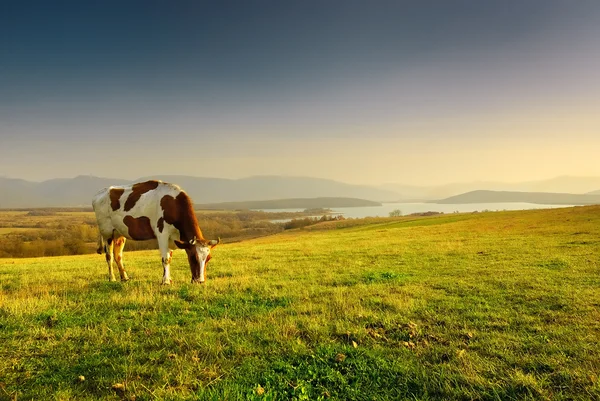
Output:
[{"xmin": 96, "ymin": 233, "xmax": 105, "ymax": 254}]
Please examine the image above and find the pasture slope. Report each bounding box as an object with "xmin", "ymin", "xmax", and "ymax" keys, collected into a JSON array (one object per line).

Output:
[{"xmin": 1, "ymin": 207, "xmax": 599, "ymax": 401}]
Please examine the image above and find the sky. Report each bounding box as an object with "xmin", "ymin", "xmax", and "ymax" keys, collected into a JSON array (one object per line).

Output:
[{"xmin": 1, "ymin": 0, "xmax": 599, "ymax": 186}]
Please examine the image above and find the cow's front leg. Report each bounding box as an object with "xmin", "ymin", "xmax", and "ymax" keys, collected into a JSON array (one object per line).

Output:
[{"xmin": 161, "ymin": 250, "xmax": 173, "ymax": 285}]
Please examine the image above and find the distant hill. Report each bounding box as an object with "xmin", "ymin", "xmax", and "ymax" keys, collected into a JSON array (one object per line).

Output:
[
  {"xmin": 196, "ymin": 197, "xmax": 381, "ymax": 210},
  {"xmin": 380, "ymin": 176, "xmax": 600, "ymax": 200},
  {"xmin": 4, "ymin": 174, "xmax": 600, "ymax": 208},
  {"xmin": 0, "ymin": 175, "xmax": 400, "ymax": 208},
  {"xmin": 434, "ymin": 190, "xmax": 600, "ymax": 205},
  {"xmin": 0, "ymin": 176, "xmax": 131, "ymax": 209},
  {"xmin": 588, "ymin": 189, "xmax": 600, "ymax": 195},
  {"xmin": 140, "ymin": 175, "xmax": 400, "ymax": 204}
]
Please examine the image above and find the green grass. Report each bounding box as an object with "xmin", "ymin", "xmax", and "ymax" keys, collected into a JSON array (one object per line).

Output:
[{"xmin": 1, "ymin": 206, "xmax": 599, "ymax": 400}]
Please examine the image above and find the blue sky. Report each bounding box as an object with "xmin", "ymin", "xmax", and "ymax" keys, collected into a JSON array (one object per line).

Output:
[{"xmin": 1, "ymin": 1, "xmax": 599, "ymax": 185}]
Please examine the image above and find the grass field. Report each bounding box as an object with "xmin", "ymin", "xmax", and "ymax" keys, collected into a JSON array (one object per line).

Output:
[
  {"xmin": 0, "ymin": 228, "xmax": 38, "ymax": 236},
  {"xmin": 1, "ymin": 206, "xmax": 599, "ymax": 400}
]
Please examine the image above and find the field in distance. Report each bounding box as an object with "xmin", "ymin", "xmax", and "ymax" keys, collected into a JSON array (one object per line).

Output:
[
  {"xmin": 196, "ymin": 197, "xmax": 381, "ymax": 210},
  {"xmin": 0, "ymin": 207, "xmax": 599, "ymax": 400},
  {"xmin": 0, "ymin": 208, "xmax": 333, "ymax": 258}
]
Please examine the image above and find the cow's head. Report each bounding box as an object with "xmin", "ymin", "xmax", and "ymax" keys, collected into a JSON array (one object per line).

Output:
[{"xmin": 175, "ymin": 236, "xmax": 220, "ymax": 283}]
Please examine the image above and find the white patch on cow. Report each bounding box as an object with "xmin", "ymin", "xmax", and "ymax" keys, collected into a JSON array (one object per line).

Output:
[
  {"xmin": 198, "ymin": 259, "xmax": 206, "ymax": 283},
  {"xmin": 195, "ymin": 245, "xmax": 210, "ymax": 282}
]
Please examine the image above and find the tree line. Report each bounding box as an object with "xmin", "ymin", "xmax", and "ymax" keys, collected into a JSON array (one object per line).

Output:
[{"xmin": 0, "ymin": 209, "xmax": 337, "ymax": 258}]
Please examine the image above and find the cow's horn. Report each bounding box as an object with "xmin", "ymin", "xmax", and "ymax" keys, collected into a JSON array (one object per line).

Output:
[{"xmin": 208, "ymin": 238, "xmax": 220, "ymax": 246}]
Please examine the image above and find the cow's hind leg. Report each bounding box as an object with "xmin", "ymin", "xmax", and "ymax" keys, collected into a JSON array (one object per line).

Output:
[
  {"xmin": 113, "ymin": 237, "xmax": 129, "ymax": 282},
  {"xmin": 96, "ymin": 233, "xmax": 104, "ymax": 254},
  {"xmin": 105, "ymin": 238, "xmax": 116, "ymax": 282}
]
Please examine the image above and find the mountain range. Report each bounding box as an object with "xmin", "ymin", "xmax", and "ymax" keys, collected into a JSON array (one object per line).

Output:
[
  {"xmin": 1, "ymin": 175, "xmax": 600, "ymax": 208},
  {"xmin": 434, "ymin": 190, "xmax": 600, "ymax": 205},
  {"xmin": 0, "ymin": 175, "xmax": 400, "ymax": 208},
  {"xmin": 378, "ymin": 176, "xmax": 600, "ymax": 200}
]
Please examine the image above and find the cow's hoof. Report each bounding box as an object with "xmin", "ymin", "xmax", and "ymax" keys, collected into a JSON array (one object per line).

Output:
[
  {"xmin": 191, "ymin": 279, "xmax": 205, "ymax": 284},
  {"xmin": 161, "ymin": 279, "xmax": 172, "ymax": 285},
  {"xmin": 109, "ymin": 277, "xmax": 117, "ymax": 282},
  {"xmin": 121, "ymin": 277, "xmax": 129, "ymax": 282}
]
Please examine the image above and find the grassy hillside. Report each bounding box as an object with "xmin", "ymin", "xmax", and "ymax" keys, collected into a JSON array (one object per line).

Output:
[{"xmin": 1, "ymin": 207, "xmax": 599, "ymax": 400}]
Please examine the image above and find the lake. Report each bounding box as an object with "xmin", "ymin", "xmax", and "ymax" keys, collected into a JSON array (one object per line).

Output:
[{"xmin": 260, "ymin": 202, "xmax": 575, "ymax": 219}]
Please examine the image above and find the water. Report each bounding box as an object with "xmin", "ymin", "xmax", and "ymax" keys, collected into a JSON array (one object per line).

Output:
[{"xmin": 259, "ymin": 202, "xmax": 574, "ymax": 219}]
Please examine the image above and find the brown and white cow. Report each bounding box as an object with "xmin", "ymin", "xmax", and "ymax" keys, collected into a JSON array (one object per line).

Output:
[{"xmin": 92, "ymin": 180, "xmax": 219, "ymax": 284}]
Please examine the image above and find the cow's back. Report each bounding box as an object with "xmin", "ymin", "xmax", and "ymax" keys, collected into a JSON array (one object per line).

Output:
[{"xmin": 93, "ymin": 180, "xmax": 182, "ymax": 240}]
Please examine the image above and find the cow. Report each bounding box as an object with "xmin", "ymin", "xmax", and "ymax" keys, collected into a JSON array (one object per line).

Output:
[{"xmin": 92, "ymin": 180, "xmax": 220, "ymax": 284}]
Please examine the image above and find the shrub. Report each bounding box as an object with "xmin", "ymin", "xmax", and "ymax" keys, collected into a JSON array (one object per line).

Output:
[
  {"xmin": 26, "ymin": 210, "xmax": 57, "ymax": 217},
  {"xmin": 283, "ymin": 215, "xmax": 344, "ymax": 230}
]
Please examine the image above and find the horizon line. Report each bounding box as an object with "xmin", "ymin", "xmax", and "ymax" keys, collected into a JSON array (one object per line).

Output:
[{"xmin": 3, "ymin": 173, "xmax": 600, "ymax": 188}]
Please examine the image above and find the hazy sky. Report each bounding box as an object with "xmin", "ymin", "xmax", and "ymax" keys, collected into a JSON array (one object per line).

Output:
[{"xmin": 1, "ymin": 1, "xmax": 599, "ymax": 185}]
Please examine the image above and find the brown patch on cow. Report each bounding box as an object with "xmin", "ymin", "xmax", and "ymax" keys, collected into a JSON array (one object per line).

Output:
[
  {"xmin": 109, "ymin": 188, "xmax": 125, "ymax": 211},
  {"xmin": 157, "ymin": 217, "xmax": 165, "ymax": 233},
  {"xmin": 124, "ymin": 180, "xmax": 160, "ymax": 212},
  {"xmin": 123, "ymin": 215, "xmax": 156, "ymax": 241},
  {"xmin": 160, "ymin": 192, "xmax": 204, "ymax": 242}
]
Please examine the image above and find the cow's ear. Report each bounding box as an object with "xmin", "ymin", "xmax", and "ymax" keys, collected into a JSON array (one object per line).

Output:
[
  {"xmin": 207, "ymin": 237, "xmax": 221, "ymax": 248},
  {"xmin": 174, "ymin": 240, "xmax": 191, "ymax": 249}
]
